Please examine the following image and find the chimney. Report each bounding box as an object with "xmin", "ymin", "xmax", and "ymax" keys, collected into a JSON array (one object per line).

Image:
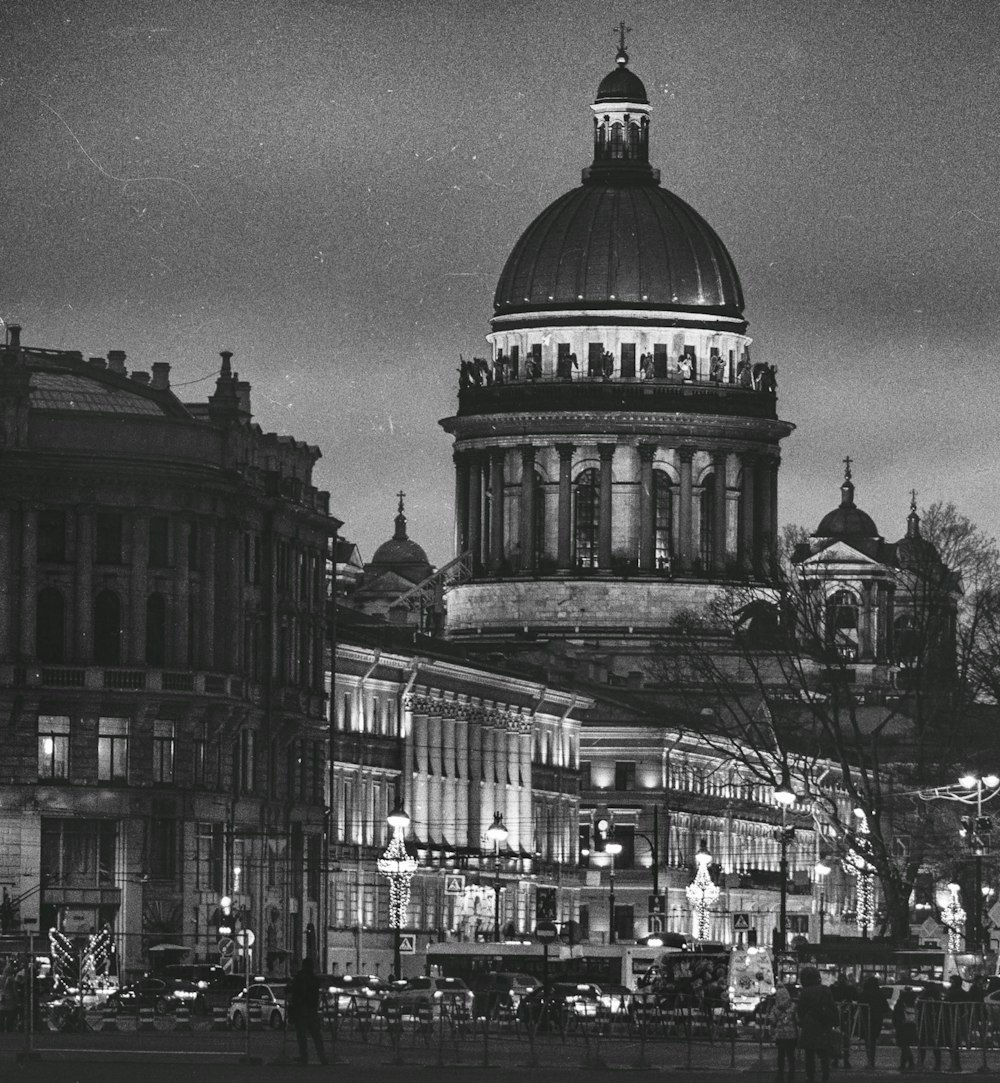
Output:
[
  {"xmin": 107, "ymin": 349, "xmax": 127, "ymax": 375},
  {"xmin": 130, "ymin": 371, "xmax": 151, "ymax": 385},
  {"xmin": 7, "ymin": 325, "xmax": 21, "ymax": 349},
  {"xmin": 88, "ymin": 356, "xmax": 108, "ymax": 370},
  {"xmin": 235, "ymin": 379, "xmax": 252, "ymax": 417},
  {"xmin": 151, "ymin": 362, "xmax": 170, "ymax": 390}
]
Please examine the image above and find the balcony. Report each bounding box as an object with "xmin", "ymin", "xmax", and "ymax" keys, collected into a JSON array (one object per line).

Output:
[{"xmin": 456, "ymin": 374, "xmax": 778, "ymax": 421}]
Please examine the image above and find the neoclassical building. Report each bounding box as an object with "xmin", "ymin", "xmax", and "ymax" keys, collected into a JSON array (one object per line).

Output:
[{"xmin": 0, "ymin": 328, "xmax": 336, "ymax": 974}]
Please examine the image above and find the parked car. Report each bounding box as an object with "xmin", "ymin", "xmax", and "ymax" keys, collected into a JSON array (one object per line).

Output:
[
  {"xmin": 108, "ymin": 976, "xmax": 204, "ymax": 1015},
  {"xmin": 517, "ymin": 983, "xmax": 602, "ymax": 1026},
  {"xmin": 469, "ymin": 971, "xmax": 541, "ymax": 1017},
  {"xmin": 229, "ymin": 981, "xmax": 287, "ymax": 1029},
  {"xmin": 317, "ymin": 974, "xmax": 390, "ymax": 1014},
  {"xmin": 164, "ymin": 964, "xmax": 226, "ymax": 991},
  {"xmin": 597, "ymin": 983, "xmax": 633, "ymax": 1016},
  {"xmin": 383, "ymin": 976, "xmax": 474, "ymax": 1018}
]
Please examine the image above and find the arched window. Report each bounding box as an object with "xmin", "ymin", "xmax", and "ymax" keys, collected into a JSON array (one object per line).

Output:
[
  {"xmin": 532, "ymin": 470, "xmax": 546, "ymax": 562},
  {"xmin": 145, "ymin": 593, "xmax": 167, "ymax": 666},
  {"xmin": 36, "ymin": 587, "xmax": 65, "ymax": 663},
  {"xmin": 94, "ymin": 590, "xmax": 122, "ymax": 666},
  {"xmin": 610, "ymin": 122, "xmax": 624, "ymax": 159},
  {"xmin": 699, "ymin": 474, "xmax": 716, "ymax": 569},
  {"xmin": 653, "ymin": 471, "xmax": 674, "ymax": 570},
  {"xmin": 826, "ymin": 589, "xmax": 859, "ymax": 659},
  {"xmin": 627, "ymin": 122, "xmax": 640, "ymax": 158},
  {"xmin": 574, "ymin": 468, "xmax": 600, "ymax": 569}
]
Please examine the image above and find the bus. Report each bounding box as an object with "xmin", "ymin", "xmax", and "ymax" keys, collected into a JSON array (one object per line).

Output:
[{"xmin": 426, "ymin": 941, "xmax": 670, "ymax": 991}]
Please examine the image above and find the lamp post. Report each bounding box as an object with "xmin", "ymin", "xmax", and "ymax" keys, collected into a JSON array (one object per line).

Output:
[
  {"xmin": 773, "ymin": 769, "xmax": 797, "ymax": 953},
  {"xmin": 958, "ymin": 773, "xmax": 999, "ymax": 954},
  {"xmin": 377, "ymin": 803, "xmax": 416, "ymax": 979},
  {"xmin": 605, "ymin": 837, "xmax": 622, "ymax": 944},
  {"xmin": 486, "ymin": 811, "xmax": 508, "ymax": 943},
  {"xmin": 814, "ymin": 858, "xmax": 831, "ymax": 943},
  {"xmin": 685, "ymin": 839, "xmax": 720, "ymax": 940}
]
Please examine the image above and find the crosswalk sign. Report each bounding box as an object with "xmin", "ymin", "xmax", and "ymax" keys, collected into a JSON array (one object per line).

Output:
[
  {"xmin": 733, "ymin": 913, "xmax": 751, "ymax": 931},
  {"xmin": 398, "ymin": 933, "xmax": 417, "ymax": 955},
  {"xmin": 444, "ymin": 874, "xmax": 466, "ymax": 896}
]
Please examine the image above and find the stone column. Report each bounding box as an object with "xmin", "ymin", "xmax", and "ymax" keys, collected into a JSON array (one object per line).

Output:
[
  {"xmin": 556, "ymin": 443, "xmax": 574, "ymax": 571},
  {"xmin": 442, "ymin": 711, "xmax": 457, "ymax": 848},
  {"xmin": 519, "ymin": 445, "xmax": 536, "ymax": 573},
  {"xmin": 401, "ymin": 697, "xmax": 415, "ymax": 836},
  {"xmin": 598, "ymin": 443, "xmax": 615, "ymax": 570},
  {"xmin": 756, "ymin": 456, "xmax": 776, "ymax": 564},
  {"xmin": 713, "ymin": 450, "xmax": 729, "ymax": 574},
  {"xmin": 19, "ymin": 507, "xmax": 37, "ymax": 659},
  {"xmin": 129, "ymin": 514, "xmax": 148, "ymax": 665},
  {"xmin": 860, "ymin": 581, "xmax": 874, "ymax": 660},
  {"xmin": 678, "ymin": 447, "xmax": 695, "ymax": 574},
  {"xmin": 174, "ymin": 520, "xmax": 191, "ymax": 667},
  {"xmin": 454, "ymin": 451, "xmax": 470, "ymax": 557},
  {"xmin": 489, "ymin": 449, "xmax": 505, "ymax": 572},
  {"xmin": 467, "ymin": 453, "xmax": 483, "ymax": 574},
  {"xmin": 465, "ymin": 712, "xmax": 482, "ymax": 850},
  {"xmin": 427, "ymin": 709, "xmax": 443, "ymax": 844},
  {"xmin": 518, "ymin": 723, "xmax": 533, "ymax": 856},
  {"xmin": 739, "ymin": 454, "xmax": 757, "ymax": 573},
  {"xmin": 202, "ymin": 520, "xmax": 216, "ymax": 669},
  {"xmin": 76, "ymin": 508, "xmax": 94, "ymax": 661},
  {"xmin": 412, "ymin": 705, "xmax": 429, "ymax": 844},
  {"xmin": 500, "ymin": 720, "xmax": 518, "ymax": 853},
  {"xmin": 637, "ymin": 444, "xmax": 656, "ymax": 571}
]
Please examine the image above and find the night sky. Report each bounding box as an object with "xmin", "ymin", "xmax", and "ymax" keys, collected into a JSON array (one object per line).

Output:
[{"xmin": 4, "ymin": 0, "xmax": 999, "ymax": 566}]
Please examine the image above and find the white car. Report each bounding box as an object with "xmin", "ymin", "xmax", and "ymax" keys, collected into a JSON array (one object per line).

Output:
[
  {"xmin": 229, "ymin": 981, "xmax": 287, "ymax": 1029},
  {"xmin": 384, "ymin": 976, "xmax": 474, "ymax": 1018}
]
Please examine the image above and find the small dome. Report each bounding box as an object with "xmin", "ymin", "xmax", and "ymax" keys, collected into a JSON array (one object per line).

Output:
[
  {"xmin": 596, "ymin": 63, "xmax": 649, "ymax": 104},
  {"xmin": 814, "ymin": 462, "xmax": 880, "ymax": 539},
  {"xmin": 895, "ymin": 494, "xmax": 941, "ymax": 568},
  {"xmin": 369, "ymin": 494, "xmax": 432, "ymax": 583}
]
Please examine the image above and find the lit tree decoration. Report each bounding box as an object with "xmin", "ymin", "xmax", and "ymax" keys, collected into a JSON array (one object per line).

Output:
[
  {"xmin": 685, "ymin": 839, "xmax": 720, "ymax": 940},
  {"xmin": 939, "ymin": 882, "xmax": 966, "ymax": 954},
  {"xmin": 377, "ymin": 819, "xmax": 417, "ymax": 931},
  {"xmin": 843, "ymin": 808, "xmax": 876, "ymax": 937},
  {"xmin": 48, "ymin": 929, "xmax": 81, "ymax": 994}
]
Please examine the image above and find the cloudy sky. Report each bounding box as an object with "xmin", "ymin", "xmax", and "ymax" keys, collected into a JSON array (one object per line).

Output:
[{"xmin": 3, "ymin": 0, "xmax": 998, "ymax": 565}]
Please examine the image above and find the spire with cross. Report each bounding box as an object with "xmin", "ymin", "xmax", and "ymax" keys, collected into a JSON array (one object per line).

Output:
[
  {"xmin": 613, "ymin": 19, "xmax": 632, "ymax": 65},
  {"xmin": 843, "ymin": 455, "xmax": 853, "ymax": 481},
  {"xmin": 393, "ymin": 490, "xmax": 408, "ymax": 540}
]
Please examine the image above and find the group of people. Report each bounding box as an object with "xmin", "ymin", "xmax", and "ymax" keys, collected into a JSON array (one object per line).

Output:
[
  {"xmin": 458, "ymin": 349, "xmax": 778, "ymax": 391},
  {"xmin": 769, "ymin": 969, "xmax": 993, "ymax": 1081}
]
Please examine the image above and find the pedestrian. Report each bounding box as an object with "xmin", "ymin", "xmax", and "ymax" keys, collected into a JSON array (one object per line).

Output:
[
  {"xmin": 287, "ymin": 957, "xmax": 327, "ymax": 1066},
  {"xmin": 915, "ymin": 983, "xmax": 942, "ymax": 1070},
  {"xmin": 795, "ymin": 967, "xmax": 837, "ymax": 1083},
  {"xmin": 858, "ymin": 975, "xmax": 886, "ymax": 1068},
  {"xmin": 943, "ymin": 974, "xmax": 966, "ymax": 1071},
  {"xmin": 828, "ymin": 971, "xmax": 856, "ymax": 1068},
  {"xmin": 892, "ymin": 987, "xmax": 916, "ymax": 1070},
  {"xmin": 768, "ymin": 984, "xmax": 798, "ymax": 1082}
]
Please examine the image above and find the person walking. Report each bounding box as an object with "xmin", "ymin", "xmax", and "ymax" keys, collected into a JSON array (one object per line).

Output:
[
  {"xmin": 858, "ymin": 975, "xmax": 886, "ymax": 1069},
  {"xmin": 829, "ymin": 971, "xmax": 856, "ymax": 1068},
  {"xmin": 768, "ymin": 984, "xmax": 798, "ymax": 1082},
  {"xmin": 287, "ymin": 957, "xmax": 327, "ymax": 1066},
  {"xmin": 796, "ymin": 967, "xmax": 837, "ymax": 1083},
  {"xmin": 943, "ymin": 974, "xmax": 966, "ymax": 1071},
  {"xmin": 915, "ymin": 983, "xmax": 942, "ymax": 1070},
  {"xmin": 892, "ymin": 987, "xmax": 917, "ymax": 1071}
]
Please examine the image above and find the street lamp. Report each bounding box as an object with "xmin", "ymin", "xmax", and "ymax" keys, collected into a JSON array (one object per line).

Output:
[
  {"xmin": 958, "ymin": 773, "xmax": 999, "ymax": 954},
  {"xmin": 814, "ymin": 858, "xmax": 831, "ymax": 942},
  {"xmin": 486, "ymin": 811, "xmax": 508, "ymax": 943},
  {"xmin": 378, "ymin": 802, "xmax": 416, "ymax": 979},
  {"xmin": 773, "ymin": 769, "xmax": 797, "ymax": 952},
  {"xmin": 605, "ymin": 836, "xmax": 623, "ymax": 945},
  {"xmin": 685, "ymin": 839, "xmax": 720, "ymax": 940}
]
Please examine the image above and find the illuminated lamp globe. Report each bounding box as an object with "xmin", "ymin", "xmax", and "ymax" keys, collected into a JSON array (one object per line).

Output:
[
  {"xmin": 486, "ymin": 811, "xmax": 509, "ymax": 845},
  {"xmin": 387, "ymin": 803, "xmax": 411, "ymax": 831}
]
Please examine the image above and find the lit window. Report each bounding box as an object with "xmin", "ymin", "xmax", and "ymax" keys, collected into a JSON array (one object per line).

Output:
[
  {"xmin": 98, "ymin": 717, "xmax": 129, "ymax": 782},
  {"xmin": 38, "ymin": 715, "xmax": 70, "ymax": 779},
  {"xmin": 153, "ymin": 720, "xmax": 175, "ymax": 784}
]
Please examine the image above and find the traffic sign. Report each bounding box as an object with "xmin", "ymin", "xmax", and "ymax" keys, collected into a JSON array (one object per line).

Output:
[
  {"xmin": 989, "ymin": 900, "xmax": 1000, "ymax": 928},
  {"xmin": 218, "ymin": 936, "xmax": 235, "ymax": 958},
  {"xmin": 398, "ymin": 933, "xmax": 417, "ymax": 955},
  {"xmin": 444, "ymin": 874, "xmax": 466, "ymax": 896},
  {"xmin": 535, "ymin": 921, "xmax": 558, "ymax": 943},
  {"xmin": 648, "ymin": 894, "xmax": 666, "ymax": 916},
  {"xmin": 733, "ymin": 913, "xmax": 751, "ymax": 931},
  {"xmin": 235, "ymin": 929, "xmax": 255, "ymax": 948}
]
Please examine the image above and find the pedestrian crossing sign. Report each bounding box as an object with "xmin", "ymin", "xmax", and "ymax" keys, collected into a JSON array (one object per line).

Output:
[
  {"xmin": 733, "ymin": 913, "xmax": 751, "ymax": 931},
  {"xmin": 444, "ymin": 874, "xmax": 466, "ymax": 896},
  {"xmin": 399, "ymin": 933, "xmax": 417, "ymax": 955}
]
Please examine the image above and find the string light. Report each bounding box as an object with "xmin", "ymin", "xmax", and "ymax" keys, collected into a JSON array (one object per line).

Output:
[
  {"xmin": 941, "ymin": 882, "xmax": 965, "ymax": 954},
  {"xmin": 377, "ymin": 825, "xmax": 417, "ymax": 929},
  {"xmin": 685, "ymin": 839, "xmax": 720, "ymax": 940},
  {"xmin": 843, "ymin": 808, "xmax": 875, "ymax": 936}
]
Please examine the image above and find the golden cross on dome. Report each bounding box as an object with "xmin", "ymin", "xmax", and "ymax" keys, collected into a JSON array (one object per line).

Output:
[
  {"xmin": 842, "ymin": 455, "xmax": 853, "ymax": 480},
  {"xmin": 613, "ymin": 19, "xmax": 632, "ymax": 59},
  {"xmin": 396, "ymin": 490, "xmax": 406, "ymax": 514},
  {"xmin": 910, "ymin": 488, "xmax": 917, "ymax": 511}
]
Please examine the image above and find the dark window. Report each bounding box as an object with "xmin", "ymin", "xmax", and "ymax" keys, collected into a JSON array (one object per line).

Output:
[
  {"xmin": 149, "ymin": 818, "xmax": 177, "ymax": 880},
  {"xmin": 41, "ymin": 818, "xmax": 116, "ymax": 887},
  {"xmin": 612, "ymin": 824, "xmax": 636, "ymax": 868},
  {"xmin": 614, "ymin": 761, "xmax": 636, "ymax": 790},
  {"xmin": 38, "ymin": 715, "xmax": 70, "ymax": 779},
  {"xmin": 152, "ymin": 720, "xmax": 174, "ymax": 784},
  {"xmin": 653, "ymin": 471, "xmax": 674, "ymax": 570},
  {"xmin": 146, "ymin": 593, "xmax": 167, "ymax": 666},
  {"xmin": 610, "ymin": 121, "xmax": 623, "ymax": 158},
  {"xmin": 588, "ymin": 342, "xmax": 603, "ymax": 377},
  {"xmin": 557, "ymin": 343, "xmax": 572, "ymax": 379},
  {"xmin": 38, "ymin": 510, "xmax": 66, "ymax": 562},
  {"xmin": 195, "ymin": 822, "xmax": 224, "ymax": 892},
  {"xmin": 193, "ymin": 723, "xmax": 210, "ymax": 787},
  {"xmin": 532, "ymin": 470, "xmax": 545, "ymax": 562},
  {"xmin": 579, "ymin": 761, "xmax": 592, "ymax": 789},
  {"xmin": 653, "ymin": 344, "xmax": 668, "ymax": 378},
  {"xmin": 699, "ymin": 474, "xmax": 715, "ymax": 568},
  {"xmin": 620, "ymin": 344, "xmax": 636, "ymax": 379},
  {"xmin": 95, "ymin": 513, "xmax": 123, "ymax": 564},
  {"xmin": 312, "ymin": 741, "xmax": 324, "ymax": 804},
  {"xmin": 613, "ymin": 904, "xmax": 634, "ymax": 941},
  {"xmin": 94, "ymin": 590, "xmax": 122, "ymax": 665},
  {"xmin": 36, "ymin": 587, "xmax": 65, "ymax": 663},
  {"xmin": 98, "ymin": 717, "xmax": 128, "ymax": 782},
  {"xmin": 148, "ymin": 517, "xmax": 169, "ymax": 567},
  {"xmin": 627, "ymin": 122, "xmax": 640, "ymax": 158},
  {"xmin": 826, "ymin": 589, "xmax": 860, "ymax": 659},
  {"xmin": 574, "ymin": 469, "xmax": 600, "ymax": 569},
  {"xmin": 509, "ymin": 345, "xmax": 519, "ymax": 378},
  {"xmin": 307, "ymin": 834, "xmax": 321, "ymax": 899}
]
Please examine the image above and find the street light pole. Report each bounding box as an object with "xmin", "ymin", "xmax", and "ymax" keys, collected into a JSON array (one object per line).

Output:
[
  {"xmin": 378, "ymin": 802, "xmax": 416, "ymax": 980},
  {"xmin": 486, "ymin": 811, "xmax": 508, "ymax": 943},
  {"xmin": 959, "ymin": 772, "xmax": 998, "ymax": 955},
  {"xmin": 773, "ymin": 768, "xmax": 797, "ymax": 954},
  {"xmin": 606, "ymin": 838, "xmax": 622, "ymax": 945}
]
